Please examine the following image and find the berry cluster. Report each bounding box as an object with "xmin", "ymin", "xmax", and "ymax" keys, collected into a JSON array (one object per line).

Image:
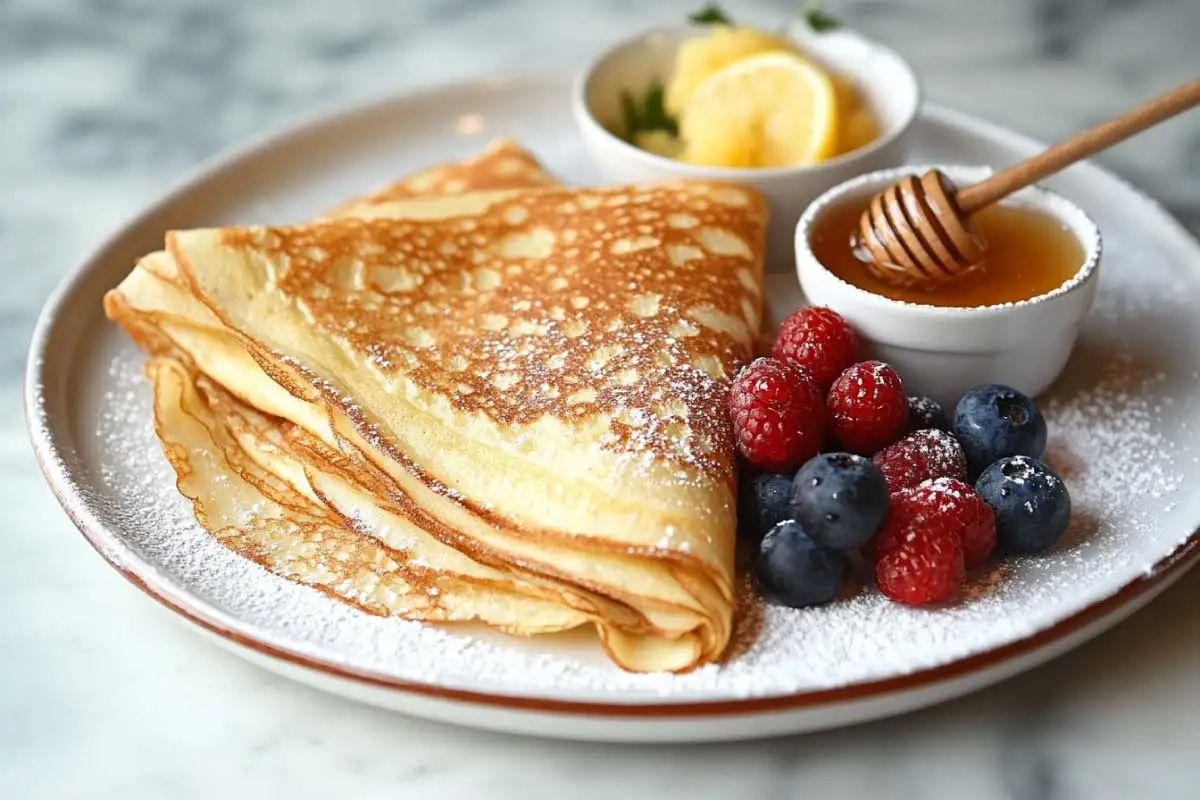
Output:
[{"xmin": 733, "ymin": 307, "xmax": 1071, "ymax": 608}]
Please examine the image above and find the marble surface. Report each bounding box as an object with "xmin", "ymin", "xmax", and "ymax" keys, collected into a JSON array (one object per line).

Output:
[{"xmin": 4, "ymin": 0, "xmax": 1200, "ymax": 796}]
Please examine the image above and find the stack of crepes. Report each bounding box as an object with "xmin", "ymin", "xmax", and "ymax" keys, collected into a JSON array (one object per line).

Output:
[{"xmin": 105, "ymin": 139, "xmax": 768, "ymax": 673}]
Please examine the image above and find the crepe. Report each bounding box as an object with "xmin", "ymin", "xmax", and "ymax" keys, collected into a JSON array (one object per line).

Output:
[
  {"xmin": 148, "ymin": 357, "xmax": 585, "ymax": 632},
  {"xmin": 109, "ymin": 142, "xmax": 596, "ymax": 636},
  {"xmin": 107, "ymin": 142, "xmax": 768, "ymax": 672},
  {"xmin": 327, "ymin": 137, "xmax": 558, "ymax": 216}
]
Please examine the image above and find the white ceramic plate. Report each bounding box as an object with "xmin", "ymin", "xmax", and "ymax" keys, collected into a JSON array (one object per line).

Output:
[{"xmin": 26, "ymin": 75, "xmax": 1200, "ymax": 743}]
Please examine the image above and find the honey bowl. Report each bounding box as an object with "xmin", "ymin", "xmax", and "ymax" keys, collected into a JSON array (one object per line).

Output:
[{"xmin": 794, "ymin": 165, "xmax": 1102, "ymax": 407}]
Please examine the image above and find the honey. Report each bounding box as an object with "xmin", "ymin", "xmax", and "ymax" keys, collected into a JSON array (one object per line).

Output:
[{"xmin": 810, "ymin": 199, "xmax": 1086, "ymax": 307}]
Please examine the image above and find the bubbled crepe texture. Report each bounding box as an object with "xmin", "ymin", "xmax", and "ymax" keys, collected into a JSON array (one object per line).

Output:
[{"xmin": 104, "ymin": 139, "xmax": 767, "ymax": 672}]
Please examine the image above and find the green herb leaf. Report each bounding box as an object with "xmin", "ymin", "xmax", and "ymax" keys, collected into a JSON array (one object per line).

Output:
[
  {"xmin": 640, "ymin": 80, "xmax": 678, "ymax": 135},
  {"xmin": 803, "ymin": 0, "xmax": 841, "ymax": 32},
  {"xmin": 689, "ymin": 3, "xmax": 733, "ymax": 25},
  {"xmin": 620, "ymin": 90, "xmax": 641, "ymax": 140},
  {"xmin": 620, "ymin": 78, "xmax": 679, "ymax": 141}
]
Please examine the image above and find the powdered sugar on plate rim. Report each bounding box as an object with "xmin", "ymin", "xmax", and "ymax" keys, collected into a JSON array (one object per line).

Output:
[
  {"xmin": 23, "ymin": 91, "xmax": 1200, "ymax": 709},
  {"xmin": 39, "ymin": 223, "xmax": 1192, "ymax": 704}
]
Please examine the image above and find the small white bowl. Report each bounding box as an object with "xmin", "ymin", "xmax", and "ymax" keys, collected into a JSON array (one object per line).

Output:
[
  {"xmin": 795, "ymin": 165, "xmax": 1102, "ymax": 408},
  {"xmin": 571, "ymin": 23, "xmax": 921, "ymax": 268}
]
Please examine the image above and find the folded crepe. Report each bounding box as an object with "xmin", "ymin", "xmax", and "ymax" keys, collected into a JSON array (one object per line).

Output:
[
  {"xmin": 110, "ymin": 142, "xmax": 590, "ymax": 634},
  {"xmin": 328, "ymin": 137, "xmax": 558, "ymax": 216},
  {"xmin": 107, "ymin": 141, "xmax": 768, "ymax": 672}
]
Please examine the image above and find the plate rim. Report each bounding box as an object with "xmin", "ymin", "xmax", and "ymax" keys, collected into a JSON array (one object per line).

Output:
[{"xmin": 25, "ymin": 73, "xmax": 1200, "ymax": 718}]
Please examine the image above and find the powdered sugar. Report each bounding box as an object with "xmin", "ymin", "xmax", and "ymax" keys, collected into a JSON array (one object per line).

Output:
[
  {"xmin": 907, "ymin": 395, "xmax": 947, "ymax": 427},
  {"xmin": 40, "ymin": 224, "xmax": 1200, "ymax": 702}
]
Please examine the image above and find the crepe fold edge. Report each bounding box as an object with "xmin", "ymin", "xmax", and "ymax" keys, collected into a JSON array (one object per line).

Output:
[{"xmin": 105, "ymin": 143, "xmax": 764, "ymax": 673}]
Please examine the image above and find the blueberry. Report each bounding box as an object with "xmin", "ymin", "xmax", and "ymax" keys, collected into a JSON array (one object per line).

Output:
[
  {"xmin": 757, "ymin": 520, "xmax": 849, "ymax": 608},
  {"xmin": 738, "ymin": 470, "xmax": 795, "ymax": 541},
  {"xmin": 907, "ymin": 395, "xmax": 950, "ymax": 432},
  {"xmin": 790, "ymin": 452, "xmax": 889, "ymax": 549},
  {"xmin": 729, "ymin": 470, "xmax": 796, "ymax": 544},
  {"xmin": 975, "ymin": 456, "xmax": 1071, "ymax": 554},
  {"xmin": 953, "ymin": 384, "xmax": 1047, "ymax": 477}
]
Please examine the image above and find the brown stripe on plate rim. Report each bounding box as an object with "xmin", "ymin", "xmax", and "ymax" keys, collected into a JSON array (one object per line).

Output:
[{"xmin": 30, "ymin": 425, "xmax": 1200, "ymax": 717}]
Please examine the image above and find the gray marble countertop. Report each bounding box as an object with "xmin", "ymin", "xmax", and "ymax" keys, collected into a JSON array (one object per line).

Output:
[{"xmin": 4, "ymin": 0, "xmax": 1200, "ymax": 796}]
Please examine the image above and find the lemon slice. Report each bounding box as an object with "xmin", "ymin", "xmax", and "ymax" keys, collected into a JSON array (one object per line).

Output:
[
  {"xmin": 665, "ymin": 26, "xmax": 797, "ymax": 115},
  {"xmin": 680, "ymin": 52, "xmax": 839, "ymax": 168}
]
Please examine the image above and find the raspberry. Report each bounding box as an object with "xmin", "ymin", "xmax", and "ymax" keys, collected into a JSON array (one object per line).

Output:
[
  {"xmin": 886, "ymin": 477, "xmax": 997, "ymax": 569},
  {"xmin": 772, "ymin": 306, "xmax": 860, "ymax": 391},
  {"xmin": 871, "ymin": 477, "xmax": 996, "ymax": 605},
  {"xmin": 730, "ymin": 358, "xmax": 826, "ymax": 472},
  {"xmin": 870, "ymin": 495, "xmax": 921, "ymax": 562},
  {"xmin": 873, "ymin": 428, "xmax": 968, "ymax": 494},
  {"xmin": 876, "ymin": 524, "xmax": 965, "ymax": 606},
  {"xmin": 826, "ymin": 361, "xmax": 908, "ymax": 454},
  {"xmin": 913, "ymin": 477, "xmax": 997, "ymax": 568}
]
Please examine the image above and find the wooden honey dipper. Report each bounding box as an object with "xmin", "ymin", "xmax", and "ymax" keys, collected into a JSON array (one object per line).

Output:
[{"xmin": 857, "ymin": 78, "xmax": 1200, "ymax": 287}]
